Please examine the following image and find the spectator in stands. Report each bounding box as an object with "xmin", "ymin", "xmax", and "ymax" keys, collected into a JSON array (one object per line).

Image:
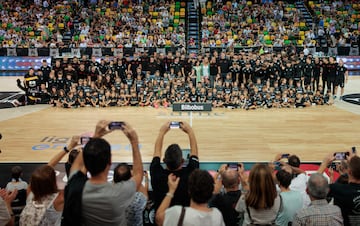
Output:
[
  {"xmin": 150, "ymin": 121, "xmax": 199, "ymax": 211},
  {"xmin": 19, "ymin": 165, "xmax": 63, "ymax": 225},
  {"xmin": 235, "ymin": 164, "xmax": 282, "ymax": 226},
  {"xmin": 0, "ymin": 188, "xmax": 17, "ymax": 226},
  {"xmin": 66, "ymin": 120, "xmax": 143, "ymax": 225},
  {"xmin": 5, "ymin": 166, "xmax": 28, "ymax": 193},
  {"xmin": 113, "ymin": 163, "xmax": 148, "ymax": 226},
  {"xmin": 19, "ymin": 135, "xmax": 79, "ymax": 225},
  {"xmin": 209, "ymin": 164, "xmax": 245, "ymax": 226},
  {"xmin": 155, "ymin": 169, "xmax": 225, "ymax": 226},
  {"xmin": 276, "ymin": 154, "xmax": 310, "ymax": 208},
  {"xmin": 292, "ymin": 173, "xmax": 343, "ymax": 226},
  {"xmin": 318, "ymin": 153, "xmax": 360, "ymax": 226},
  {"xmin": 275, "ymin": 169, "xmax": 303, "ymax": 226}
]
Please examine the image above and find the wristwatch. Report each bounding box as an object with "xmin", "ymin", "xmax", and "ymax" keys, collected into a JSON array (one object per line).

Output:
[{"xmin": 63, "ymin": 146, "xmax": 70, "ymax": 153}]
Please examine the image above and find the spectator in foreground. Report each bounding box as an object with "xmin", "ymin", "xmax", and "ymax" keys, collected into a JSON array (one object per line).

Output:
[
  {"xmin": 150, "ymin": 121, "xmax": 199, "ymax": 211},
  {"xmin": 19, "ymin": 165, "xmax": 63, "ymax": 225},
  {"xmin": 318, "ymin": 153, "xmax": 360, "ymax": 226},
  {"xmin": 209, "ymin": 164, "xmax": 245, "ymax": 226},
  {"xmin": 292, "ymin": 173, "xmax": 343, "ymax": 226},
  {"xmin": 66, "ymin": 120, "xmax": 143, "ymax": 225},
  {"xmin": 19, "ymin": 135, "xmax": 80, "ymax": 225},
  {"xmin": 113, "ymin": 163, "xmax": 148, "ymax": 226},
  {"xmin": 235, "ymin": 164, "xmax": 282, "ymax": 226},
  {"xmin": 275, "ymin": 169, "xmax": 303, "ymax": 226},
  {"xmin": 155, "ymin": 169, "xmax": 225, "ymax": 226},
  {"xmin": 5, "ymin": 166, "xmax": 28, "ymax": 192},
  {"xmin": 0, "ymin": 188, "xmax": 17, "ymax": 226},
  {"xmin": 5, "ymin": 166, "xmax": 28, "ymax": 209}
]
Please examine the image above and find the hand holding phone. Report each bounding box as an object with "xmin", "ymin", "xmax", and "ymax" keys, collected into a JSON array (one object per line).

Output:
[
  {"xmin": 333, "ymin": 152, "xmax": 349, "ymax": 160},
  {"xmin": 108, "ymin": 121, "xmax": 125, "ymax": 130},
  {"xmin": 169, "ymin": 121, "xmax": 181, "ymax": 129},
  {"xmin": 80, "ymin": 136, "xmax": 91, "ymax": 145},
  {"xmin": 281, "ymin": 154, "xmax": 290, "ymax": 159},
  {"xmin": 227, "ymin": 163, "xmax": 239, "ymax": 171}
]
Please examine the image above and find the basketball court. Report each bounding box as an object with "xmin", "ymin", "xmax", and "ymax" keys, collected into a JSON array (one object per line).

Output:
[{"xmin": 0, "ymin": 76, "xmax": 359, "ymax": 164}]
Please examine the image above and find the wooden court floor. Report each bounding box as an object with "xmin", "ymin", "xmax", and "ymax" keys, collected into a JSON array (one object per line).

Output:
[{"xmin": 0, "ymin": 106, "xmax": 359, "ymax": 163}]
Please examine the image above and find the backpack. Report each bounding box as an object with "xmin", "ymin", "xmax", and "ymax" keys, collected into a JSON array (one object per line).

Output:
[
  {"xmin": 61, "ymin": 171, "xmax": 88, "ymax": 226},
  {"xmin": 20, "ymin": 193, "xmax": 58, "ymax": 226}
]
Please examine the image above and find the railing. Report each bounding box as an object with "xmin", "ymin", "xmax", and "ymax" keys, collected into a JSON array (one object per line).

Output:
[{"xmin": 0, "ymin": 46, "xmax": 358, "ymax": 57}]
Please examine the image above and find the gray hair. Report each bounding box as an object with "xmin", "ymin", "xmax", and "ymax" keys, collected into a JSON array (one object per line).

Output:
[{"xmin": 307, "ymin": 173, "xmax": 329, "ymax": 199}]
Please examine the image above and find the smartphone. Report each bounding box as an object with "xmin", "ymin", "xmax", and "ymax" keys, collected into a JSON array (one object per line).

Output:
[
  {"xmin": 330, "ymin": 162, "xmax": 337, "ymax": 171},
  {"xmin": 333, "ymin": 152, "xmax": 349, "ymax": 160},
  {"xmin": 274, "ymin": 161, "xmax": 281, "ymax": 167},
  {"xmin": 281, "ymin": 154, "xmax": 290, "ymax": 159},
  {"xmin": 108, "ymin": 121, "xmax": 124, "ymax": 130},
  {"xmin": 169, "ymin": 121, "xmax": 181, "ymax": 129},
  {"xmin": 227, "ymin": 163, "xmax": 239, "ymax": 171},
  {"xmin": 352, "ymin": 147, "xmax": 357, "ymax": 154},
  {"xmin": 80, "ymin": 136, "xmax": 91, "ymax": 145}
]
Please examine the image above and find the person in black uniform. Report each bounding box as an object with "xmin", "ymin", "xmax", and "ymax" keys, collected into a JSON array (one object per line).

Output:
[
  {"xmin": 40, "ymin": 60, "xmax": 51, "ymax": 83},
  {"xmin": 327, "ymin": 57, "xmax": 337, "ymax": 97},
  {"xmin": 282, "ymin": 61, "xmax": 294, "ymax": 81},
  {"xmin": 321, "ymin": 58, "xmax": 329, "ymax": 95},
  {"xmin": 313, "ymin": 57, "xmax": 322, "ymax": 92},
  {"xmin": 335, "ymin": 59, "xmax": 348, "ymax": 100},
  {"xmin": 302, "ymin": 57, "xmax": 314, "ymax": 88},
  {"xmin": 242, "ymin": 62, "xmax": 253, "ymax": 84}
]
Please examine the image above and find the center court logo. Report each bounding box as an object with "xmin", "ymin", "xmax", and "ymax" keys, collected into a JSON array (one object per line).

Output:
[{"xmin": 32, "ymin": 136, "xmax": 142, "ymax": 151}]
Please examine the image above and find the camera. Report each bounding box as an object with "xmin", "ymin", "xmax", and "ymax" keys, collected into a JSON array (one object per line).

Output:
[
  {"xmin": 108, "ymin": 122, "xmax": 124, "ymax": 130},
  {"xmin": 169, "ymin": 121, "xmax": 181, "ymax": 129},
  {"xmin": 333, "ymin": 152, "xmax": 349, "ymax": 160}
]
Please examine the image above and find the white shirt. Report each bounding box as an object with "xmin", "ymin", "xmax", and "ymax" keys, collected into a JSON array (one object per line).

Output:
[
  {"xmin": 164, "ymin": 206, "xmax": 225, "ymax": 226},
  {"xmin": 289, "ymin": 173, "xmax": 311, "ymax": 208}
]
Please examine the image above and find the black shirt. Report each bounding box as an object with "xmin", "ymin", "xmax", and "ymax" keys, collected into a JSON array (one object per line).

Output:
[
  {"xmin": 209, "ymin": 190, "xmax": 242, "ymax": 226},
  {"xmin": 329, "ymin": 182, "xmax": 360, "ymax": 226},
  {"xmin": 150, "ymin": 156, "xmax": 199, "ymax": 210}
]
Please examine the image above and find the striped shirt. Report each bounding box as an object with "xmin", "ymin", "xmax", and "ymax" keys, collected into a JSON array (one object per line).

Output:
[{"xmin": 292, "ymin": 199, "xmax": 343, "ymax": 226}]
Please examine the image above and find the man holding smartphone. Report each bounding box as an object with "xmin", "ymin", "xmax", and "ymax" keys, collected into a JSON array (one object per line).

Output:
[
  {"xmin": 150, "ymin": 121, "xmax": 199, "ymax": 212},
  {"xmin": 62, "ymin": 120, "xmax": 143, "ymax": 226}
]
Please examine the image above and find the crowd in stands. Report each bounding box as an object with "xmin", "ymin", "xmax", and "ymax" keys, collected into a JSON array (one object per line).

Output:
[
  {"xmin": 19, "ymin": 49, "xmax": 348, "ymax": 109},
  {"xmin": 0, "ymin": 120, "xmax": 359, "ymax": 226},
  {"xmin": 309, "ymin": 0, "xmax": 360, "ymax": 47},
  {"xmin": 0, "ymin": 0, "xmax": 186, "ymax": 49},
  {"xmin": 201, "ymin": 0, "xmax": 359, "ymax": 49},
  {"xmin": 0, "ymin": 0, "xmax": 358, "ymax": 50}
]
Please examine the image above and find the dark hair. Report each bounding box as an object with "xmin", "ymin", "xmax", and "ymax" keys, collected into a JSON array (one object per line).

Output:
[
  {"xmin": 113, "ymin": 163, "xmax": 131, "ymax": 183},
  {"xmin": 11, "ymin": 166, "xmax": 23, "ymax": 182},
  {"xmin": 30, "ymin": 165, "xmax": 58, "ymax": 201},
  {"xmin": 288, "ymin": 155, "xmax": 301, "ymax": 168},
  {"xmin": 163, "ymin": 144, "xmax": 183, "ymax": 170},
  {"xmin": 83, "ymin": 138, "xmax": 111, "ymax": 176},
  {"xmin": 349, "ymin": 156, "xmax": 360, "ymax": 180},
  {"xmin": 246, "ymin": 164, "xmax": 277, "ymax": 209},
  {"xmin": 188, "ymin": 169, "xmax": 214, "ymax": 204},
  {"xmin": 276, "ymin": 169, "xmax": 292, "ymax": 188}
]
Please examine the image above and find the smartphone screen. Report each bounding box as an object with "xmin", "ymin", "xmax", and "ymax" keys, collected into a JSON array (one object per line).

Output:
[
  {"xmin": 334, "ymin": 152, "xmax": 349, "ymax": 160},
  {"xmin": 281, "ymin": 154, "xmax": 290, "ymax": 159},
  {"xmin": 108, "ymin": 122, "xmax": 124, "ymax": 130},
  {"xmin": 352, "ymin": 147, "xmax": 357, "ymax": 154},
  {"xmin": 81, "ymin": 136, "xmax": 91, "ymax": 145},
  {"xmin": 170, "ymin": 121, "xmax": 180, "ymax": 129},
  {"xmin": 227, "ymin": 163, "xmax": 238, "ymax": 171}
]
